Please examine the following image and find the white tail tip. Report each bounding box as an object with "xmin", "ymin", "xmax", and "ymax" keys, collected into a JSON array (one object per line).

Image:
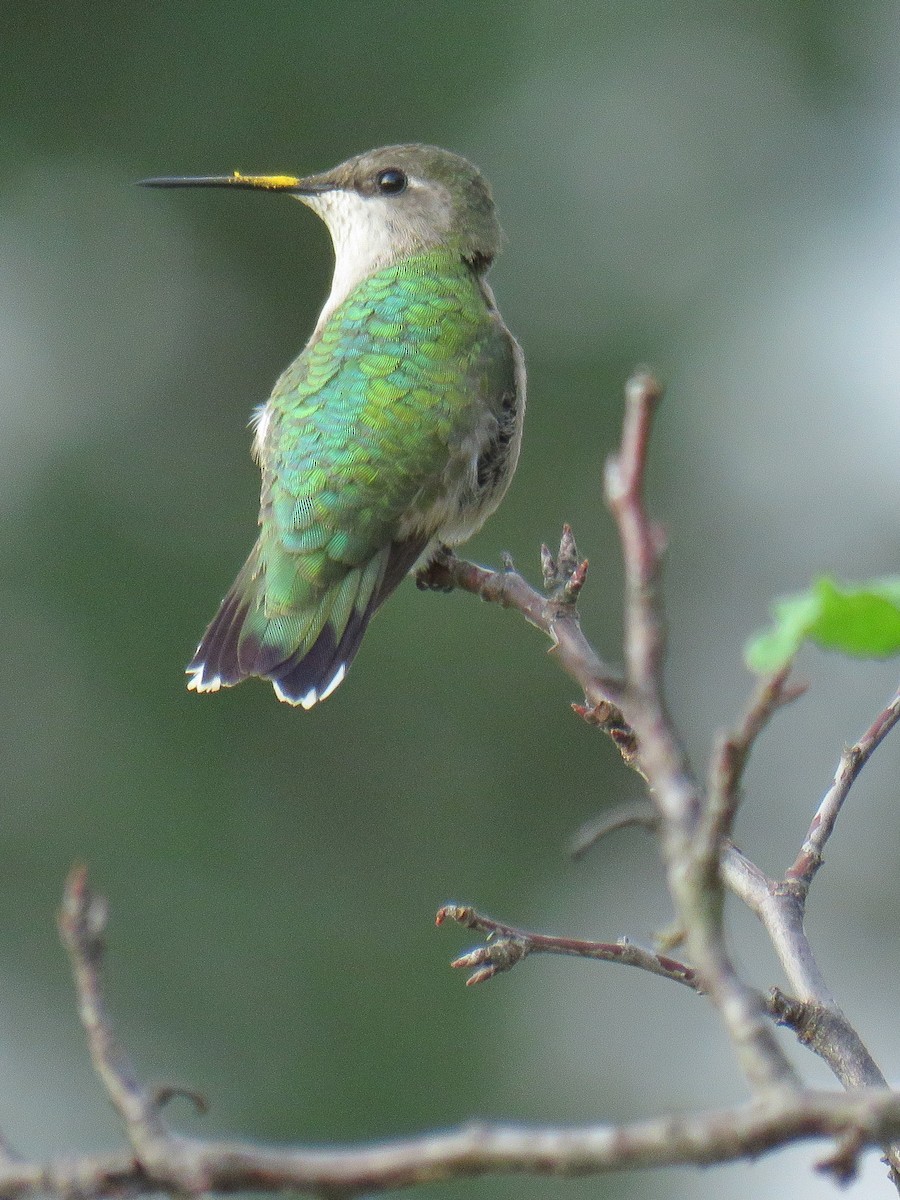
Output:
[
  {"xmin": 271, "ymin": 662, "xmax": 347, "ymax": 708},
  {"xmin": 186, "ymin": 665, "xmax": 223, "ymax": 693}
]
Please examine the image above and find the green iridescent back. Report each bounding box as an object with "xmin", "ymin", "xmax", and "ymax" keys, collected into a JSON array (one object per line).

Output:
[
  {"xmin": 185, "ymin": 247, "xmax": 518, "ymax": 703},
  {"xmin": 259, "ymin": 248, "xmax": 515, "ymax": 613}
]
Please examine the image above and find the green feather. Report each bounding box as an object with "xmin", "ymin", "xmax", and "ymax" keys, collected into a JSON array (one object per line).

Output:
[{"xmin": 187, "ymin": 249, "xmax": 517, "ymax": 706}]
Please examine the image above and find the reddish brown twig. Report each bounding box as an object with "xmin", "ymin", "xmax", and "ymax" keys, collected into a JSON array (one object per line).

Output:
[
  {"xmin": 426, "ymin": 530, "xmax": 632, "ymax": 751},
  {"xmin": 6, "ymin": 871, "xmax": 898, "ymax": 1198},
  {"xmin": 705, "ymin": 667, "xmax": 808, "ymax": 849},
  {"xmin": 787, "ymin": 684, "xmax": 900, "ymax": 892},
  {"xmin": 436, "ymin": 903, "xmax": 699, "ymax": 990},
  {"xmin": 431, "ymin": 373, "xmax": 900, "ymax": 1186},
  {"xmin": 603, "ymin": 372, "xmax": 670, "ymax": 709},
  {"xmin": 2, "ymin": 359, "xmax": 897, "ymax": 1199},
  {"xmin": 602, "ymin": 374, "xmax": 799, "ymax": 1097}
]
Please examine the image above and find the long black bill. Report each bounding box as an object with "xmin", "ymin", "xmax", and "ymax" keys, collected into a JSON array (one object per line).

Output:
[{"xmin": 137, "ymin": 172, "xmax": 332, "ymax": 194}]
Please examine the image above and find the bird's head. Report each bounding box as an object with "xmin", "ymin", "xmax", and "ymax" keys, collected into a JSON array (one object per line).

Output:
[{"xmin": 140, "ymin": 144, "xmax": 502, "ymax": 276}]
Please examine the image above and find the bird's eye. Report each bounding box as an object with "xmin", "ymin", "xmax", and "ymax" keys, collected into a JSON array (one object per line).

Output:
[{"xmin": 375, "ymin": 168, "xmax": 408, "ymax": 195}]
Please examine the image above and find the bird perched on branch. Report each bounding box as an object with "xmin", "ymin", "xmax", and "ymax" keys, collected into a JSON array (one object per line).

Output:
[{"xmin": 141, "ymin": 144, "xmax": 524, "ymax": 708}]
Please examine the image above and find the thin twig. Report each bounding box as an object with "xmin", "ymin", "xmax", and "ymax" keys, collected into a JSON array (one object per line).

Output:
[
  {"xmin": 436, "ymin": 904, "xmax": 699, "ymax": 990},
  {"xmin": 41, "ymin": 870, "xmax": 900, "ymax": 1198},
  {"xmin": 604, "ymin": 373, "xmax": 670, "ymax": 710},
  {"xmin": 602, "ymin": 373, "xmax": 799, "ymax": 1097},
  {"xmin": 723, "ymin": 846, "xmax": 882, "ymax": 1078},
  {"xmin": 569, "ymin": 800, "xmax": 657, "ymax": 860},
  {"xmin": 787, "ymin": 684, "xmax": 900, "ymax": 893},
  {"xmin": 718, "ymin": 681, "xmax": 900, "ymax": 1149},
  {"xmin": 705, "ymin": 668, "xmax": 807, "ymax": 849},
  {"xmin": 58, "ymin": 865, "xmax": 169, "ymax": 1150},
  {"xmin": 427, "ymin": 532, "xmax": 643, "ymax": 771},
  {"xmin": 777, "ymin": 682, "xmax": 900, "ymax": 1184},
  {"xmin": 429, "ymin": 374, "xmax": 898, "ymax": 1180},
  {"xmin": 723, "ymin": 841, "xmax": 900, "ymax": 1185},
  {"xmin": 420, "ymin": 538, "xmax": 629, "ymax": 739},
  {"xmin": 57, "ymin": 867, "xmax": 207, "ymax": 1190}
]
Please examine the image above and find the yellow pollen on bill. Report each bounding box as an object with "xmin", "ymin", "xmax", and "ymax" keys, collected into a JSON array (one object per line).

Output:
[{"xmin": 230, "ymin": 171, "xmax": 300, "ymax": 189}]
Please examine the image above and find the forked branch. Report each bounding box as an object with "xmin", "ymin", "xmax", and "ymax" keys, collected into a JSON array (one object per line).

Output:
[
  {"xmin": 436, "ymin": 903, "xmax": 699, "ymax": 990},
  {"xmin": 1, "ymin": 869, "xmax": 900, "ymax": 1197},
  {"xmin": 2, "ymin": 372, "xmax": 898, "ymax": 1197},
  {"xmin": 787, "ymin": 685, "xmax": 900, "ymax": 893}
]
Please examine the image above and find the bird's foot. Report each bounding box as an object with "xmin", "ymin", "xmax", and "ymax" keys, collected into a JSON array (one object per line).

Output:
[
  {"xmin": 541, "ymin": 524, "xmax": 588, "ymax": 602},
  {"xmin": 415, "ymin": 545, "xmax": 456, "ymax": 593}
]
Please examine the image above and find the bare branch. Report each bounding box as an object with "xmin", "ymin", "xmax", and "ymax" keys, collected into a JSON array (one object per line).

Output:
[
  {"xmin": 705, "ymin": 668, "xmax": 807, "ymax": 848},
  {"xmin": 7, "ymin": 1090, "xmax": 900, "ymax": 1198},
  {"xmin": 36, "ymin": 869, "xmax": 900, "ymax": 1199},
  {"xmin": 432, "ymin": 374, "xmax": 801, "ymax": 1098},
  {"xmin": 437, "ymin": 907, "xmax": 833, "ymax": 1041},
  {"xmin": 38, "ymin": 366, "xmax": 887, "ymax": 1200},
  {"xmin": 771, "ymin": 683, "xmax": 900, "ymax": 1184},
  {"xmin": 56, "ymin": 867, "xmax": 212, "ymax": 1192},
  {"xmin": 787, "ymin": 684, "xmax": 900, "ymax": 893},
  {"xmin": 602, "ymin": 373, "xmax": 799, "ymax": 1097},
  {"xmin": 419, "ymin": 538, "xmax": 629, "ymax": 742},
  {"xmin": 429, "ymin": 371, "xmax": 899, "ymax": 1159},
  {"xmin": 718, "ymin": 681, "xmax": 900, "ymax": 1150},
  {"xmin": 58, "ymin": 865, "xmax": 170, "ymax": 1152},
  {"xmin": 569, "ymin": 800, "xmax": 657, "ymax": 860},
  {"xmin": 723, "ymin": 838, "xmax": 900, "ymax": 1183},
  {"xmin": 603, "ymin": 372, "xmax": 670, "ymax": 709},
  {"xmin": 436, "ymin": 903, "xmax": 699, "ymax": 990}
]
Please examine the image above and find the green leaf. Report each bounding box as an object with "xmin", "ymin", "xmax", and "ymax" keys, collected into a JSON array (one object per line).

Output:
[{"xmin": 745, "ymin": 576, "xmax": 900, "ymax": 673}]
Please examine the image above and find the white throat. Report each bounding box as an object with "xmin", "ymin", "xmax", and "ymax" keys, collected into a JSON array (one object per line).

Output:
[{"xmin": 300, "ymin": 191, "xmax": 403, "ymax": 331}]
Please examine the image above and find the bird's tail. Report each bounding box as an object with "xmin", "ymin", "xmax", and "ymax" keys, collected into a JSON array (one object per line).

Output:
[{"xmin": 186, "ymin": 537, "xmax": 424, "ymax": 708}]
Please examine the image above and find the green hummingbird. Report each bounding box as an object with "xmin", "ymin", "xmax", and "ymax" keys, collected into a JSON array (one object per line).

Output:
[{"xmin": 141, "ymin": 145, "xmax": 525, "ymax": 708}]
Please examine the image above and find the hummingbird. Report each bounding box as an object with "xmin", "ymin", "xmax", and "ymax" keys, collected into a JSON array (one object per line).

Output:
[{"xmin": 141, "ymin": 145, "xmax": 525, "ymax": 708}]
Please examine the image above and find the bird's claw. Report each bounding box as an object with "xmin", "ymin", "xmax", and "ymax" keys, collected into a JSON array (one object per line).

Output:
[
  {"xmin": 415, "ymin": 545, "xmax": 455, "ymax": 592},
  {"xmin": 542, "ymin": 525, "xmax": 589, "ymax": 602}
]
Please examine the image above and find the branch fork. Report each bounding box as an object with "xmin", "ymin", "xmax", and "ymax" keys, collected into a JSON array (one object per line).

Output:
[
  {"xmin": 1, "ymin": 372, "xmax": 898, "ymax": 1196},
  {"xmin": 435, "ymin": 372, "xmax": 900, "ymax": 1185}
]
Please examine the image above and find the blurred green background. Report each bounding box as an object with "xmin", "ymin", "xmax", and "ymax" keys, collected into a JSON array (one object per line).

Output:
[{"xmin": 2, "ymin": 2, "xmax": 900, "ymax": 1197}]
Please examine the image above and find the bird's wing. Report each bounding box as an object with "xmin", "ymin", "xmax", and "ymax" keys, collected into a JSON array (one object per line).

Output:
[
  {"xmin": 186, "ymin": 258, "xmax": 518, "ymax": 706},
  {"xmin": 258, "ymin": 258, "xmax": 514, "ymax": 615}
]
